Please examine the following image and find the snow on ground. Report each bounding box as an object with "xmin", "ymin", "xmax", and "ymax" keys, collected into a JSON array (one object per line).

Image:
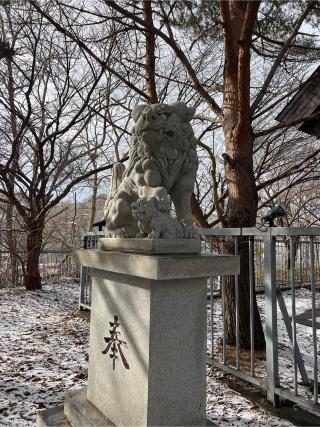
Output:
[
  {"xmin": 207, "ymin": 286, "xmax": 320, "ymax": 405},
  {"xmin": 0, "ymin": 280, "xmax": 303, "ymax": 426},
  {"xmin": 275, "ymin": 288, "xmax": 320, "ymax": 399},
  {"xmin": 0, "ymin": 281, "xmax": 88, "ymax": 426},
  {"xmin": 206, "ymin": 368, "xmax": 293, "ymax": 427}
]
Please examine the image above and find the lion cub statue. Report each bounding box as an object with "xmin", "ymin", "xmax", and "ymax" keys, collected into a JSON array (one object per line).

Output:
[
  {"xmin": 103, "ymin": 102, "xmax": 199, "ymax": 239},
  {"xmin": 131, "ymin": 196, "xmax": 189, "ymax": 239}
]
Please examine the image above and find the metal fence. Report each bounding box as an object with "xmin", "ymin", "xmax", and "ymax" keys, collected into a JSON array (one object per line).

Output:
[
  {"xmin": 79, "ymin": 227, "xmax": 320, "ymax": 415},
  {"xmin": 202, "ymin": 233, "xmax": 320, "ymax": 291},
  {"xmin": 0, "ymin": 249, "xmax": 78, "ymax": 288},
  {"xmin": 205, "ymin": 227, "xmax": 320, "ymax": 414},
  {"xmin": 79, "ymin": 231, "xmax": 105, "ymax": 309},
  {"xmin": 39, "ymin": 250, "xmax": 79, "ymax": 284}
]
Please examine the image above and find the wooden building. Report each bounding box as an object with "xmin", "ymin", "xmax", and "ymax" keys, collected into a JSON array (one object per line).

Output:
[{"xmin": 276, "ymin": 66, "xmax": 320, "ymax": 138}]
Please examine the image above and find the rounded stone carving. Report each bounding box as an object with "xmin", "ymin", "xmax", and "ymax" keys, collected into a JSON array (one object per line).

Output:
[{"xmin": 103, "ymin": 102, "xmax": 199, "ymax": 239}]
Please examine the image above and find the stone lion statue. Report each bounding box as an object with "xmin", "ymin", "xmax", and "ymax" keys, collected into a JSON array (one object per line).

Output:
[
  {"xmin": 103, "ymin": 102, "xmax": 199, "ymax": 238},
  {"xmin": 131, "ymin": 196, "xmax": 189, "ymax": 239}
]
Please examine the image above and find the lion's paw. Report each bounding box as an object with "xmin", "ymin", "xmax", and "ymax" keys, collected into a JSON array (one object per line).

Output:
[
  {"xmin": 181, "ymin": 222, "xmax": 199, "ymax": 239},
  {"xmin": 110, "ymin": 227, "xmax": 131, "ymax": 238},
  {"xmin": 136, "ymin": 232, "xmax": 147, "ymax": 238}
]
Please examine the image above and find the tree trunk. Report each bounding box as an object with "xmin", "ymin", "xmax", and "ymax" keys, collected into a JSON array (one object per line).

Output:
[
  {"xmin": 25, "ymin": 217, "xmax": 45, "ymax": 290},
  {"xmin": 224, "ymin": 238, "xmax": 265, "ymax": 350},
  {"xmin": 5, "ymin": 55, "xmax": 19, "ymax": 285},
  {"xmin": 142, "ymin": 0, "xmax": 158, "ymax": 103},
  {"xmin": 220, "ymin": 0, "xmax": 265, "ymax": 350},
  {"xmin": 5, "ymin": 203, "xmax": 18, "ymax": 284},
  {"xmin": 223, "ymin": 131, "xmax": 265, "ymax": 350}
]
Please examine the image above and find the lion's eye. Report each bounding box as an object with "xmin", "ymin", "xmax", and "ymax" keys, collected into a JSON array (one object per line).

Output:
[{"xmin": 160, "ymin": 113, "xmax": 167, "ymax": 120}]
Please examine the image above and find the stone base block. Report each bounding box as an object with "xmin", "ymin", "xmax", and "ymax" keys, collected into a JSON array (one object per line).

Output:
[
  {"xmin": 87, "ymin": 271, "xmax": 207, "ymax": 426},
  {"xmin": 64, "ymin": 389, "xmax": 114, "ymax": 427},
  {"xmin": 36, "ymin": 405, "xmax": 70, "ymax": 427},
  {"xmin": 97, "ymin": 237, "xmax": 201, "ymax": 254},
  {"xmin": 36, "ymin": 389, "xmax": 113, "ymax": 427},
  {"xmin": 36, "ymin": 388, "xmax": 216, "ymax": 426}
]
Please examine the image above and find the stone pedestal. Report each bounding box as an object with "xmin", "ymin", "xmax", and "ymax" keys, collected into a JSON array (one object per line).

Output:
[{"xmin": 37, "ymin": 242, "xmax": 239, "ymax": 426}]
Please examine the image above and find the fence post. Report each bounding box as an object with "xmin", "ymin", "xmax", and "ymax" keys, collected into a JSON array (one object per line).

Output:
[
  {"xmin": 264, "ymin": 231, "xmax": 280, "ymax": 405},
  {"xmin": 79, "ymin": 232, "xmax": 87, "ymax": 311}
]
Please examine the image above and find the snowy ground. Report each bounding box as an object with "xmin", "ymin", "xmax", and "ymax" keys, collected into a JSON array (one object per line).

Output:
[
  {"xmin": 0, "ymin": 281, "xmax": 88, "ymax": 426},
  {"xmin": 0, "ymin": 280, "xmax": 310, "ymax": 426},
  {"xmin": 207, "ymin": 286, "xmax": 320, "ymax": 403}
]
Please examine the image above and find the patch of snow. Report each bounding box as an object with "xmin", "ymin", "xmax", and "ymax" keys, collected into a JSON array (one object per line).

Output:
[
  {"xmin": 1, "ymin": 280, "xmax": 315, "ymax": 426},
  {"xmin": 0, "ymin": 281, "xmax": 89, "ymax": 426},
  {"xmin": 207, "ymin": 368, "xmax": 293, "ymax": 426},
  {"xmin": 207, "ymin": 286, "xmax": 320, "ymax": 408}
]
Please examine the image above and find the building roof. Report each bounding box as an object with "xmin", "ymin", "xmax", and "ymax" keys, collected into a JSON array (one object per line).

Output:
[{"xmin": 276, "ymin": 66, "xmax": 320, "ymax": 138}]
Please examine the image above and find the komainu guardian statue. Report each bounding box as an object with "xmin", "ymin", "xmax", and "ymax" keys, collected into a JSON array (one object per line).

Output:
[{"xmin": 103, "ymin": 102, "xmax": 199, "ymax": 239}]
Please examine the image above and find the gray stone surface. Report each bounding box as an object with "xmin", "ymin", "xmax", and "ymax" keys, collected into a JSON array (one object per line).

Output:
[
  {"xmin": 103, "ymin": 102, "xmax": 199, "ymax": 238},
  {"xmin": 98, "ymin": 237, "xmax": 201, "ymax": 254},
  {"xmin": 36, "ymin": 390, "xmax": 216, "ymax": 427},
  {"xmin": 131, "ymin": 196, "xmax": 199, "ymax": 239},
  {"xmin": 36, "ymin": 405, "xmax": 70, "ymax": 427},
  {"xmin": 87, "ymin": 265, "xmax": 207, "ymax": 426},
  {"xmin": 72, "ymin": 250, "xmax": 240, "ymax": 280},
  {"xmin": 69, "ymin": 250, "xmax": 239, "ymax": 426},
  {"xmin": 64, "ymin": 388, "xmax": 114, "ymax": 427}
]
